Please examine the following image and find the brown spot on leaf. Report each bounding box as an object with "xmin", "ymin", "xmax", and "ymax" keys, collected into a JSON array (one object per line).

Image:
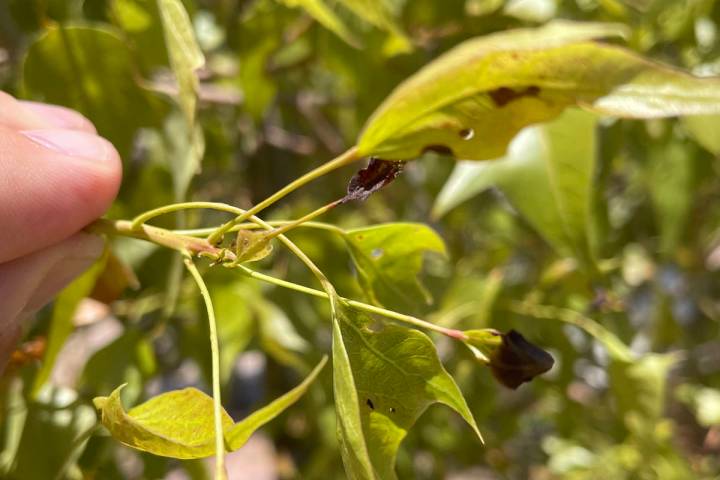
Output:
[
  {"xmin": 489, "ymin": 85, "xmax": 541, "ymax": 107},
  {"xmin": 342, "ymin": 158, "xmax": 404, "ymax": 203},
  {"xmin": 489, "ymin": 330, "xmax": 554, "ymax": 389}
]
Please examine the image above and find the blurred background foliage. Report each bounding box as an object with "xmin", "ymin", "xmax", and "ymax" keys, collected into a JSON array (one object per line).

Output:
[{"xmin": 2, "ymin": 0, "xmax": 720, "ymax": 479}]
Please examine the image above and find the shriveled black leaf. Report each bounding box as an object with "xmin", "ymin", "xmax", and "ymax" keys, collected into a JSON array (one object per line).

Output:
[
  {"xmin": 489, "ymin": 330, "xmax": 554, "ymax": 389},
  {"xmin": 342, "ymin": 158, "xmax": 404, "ymax": 203}
]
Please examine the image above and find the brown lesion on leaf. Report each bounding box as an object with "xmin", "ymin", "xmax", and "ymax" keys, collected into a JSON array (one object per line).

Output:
[
  {"xmin": 489, "ymin": 85, "xmax": 541, "ymax": 107},
  {"xmin": 342, "ymin": 157, "xmax": 405, "ymax": 203}
]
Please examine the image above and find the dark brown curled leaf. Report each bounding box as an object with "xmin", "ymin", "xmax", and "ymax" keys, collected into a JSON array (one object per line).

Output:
[
  {"xmin": 342, "ymin": 157, "xmax": 404, "ymax": 203},
  {"xmin": 489, "ymin": 330, "xmax": 554, "ymax": 389}
]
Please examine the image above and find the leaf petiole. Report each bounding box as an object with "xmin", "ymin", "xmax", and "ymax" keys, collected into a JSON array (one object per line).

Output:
[
  {"xmin": 235, "ymin": 264, "xmax": 467, "ymax": 340},
  {"xmin": 183, "ymin": 256, "xmax": 227, "ymax": 480},
  {"xmin": 207, "ymin": 146, "xmax": 361, "ymax": 245},
  {"xmin": 172, "ymin": 220, "xmax": 345, "ymax": 237}
]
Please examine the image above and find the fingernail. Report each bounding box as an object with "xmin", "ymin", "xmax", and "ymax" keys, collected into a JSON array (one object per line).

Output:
[
  {"xmin": 19, "ymin": 101, "xmax": 96, "ymax": 132},
  {"xmin": 21, "ymin": 129, "xmax": 111, "ymax": 162}
]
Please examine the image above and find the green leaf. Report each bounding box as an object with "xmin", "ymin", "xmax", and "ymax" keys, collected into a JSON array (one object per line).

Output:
[
  {"xmin": 683, "ymin": 114, "xmax": 720, "ymax": 155},
  {"xmin": 93, "ymin": 357, "xmax": 327, "ymax": 458},
  {"xmin": 8, "ymin": 386, "xmax": 96, "ymax": 480},
  {"xmin": 280, "ymin": 0, "xmax": 360, "ymax": 47},
  {"xmin": 94, "ymin": 385, "xmax": 234, "ymax": 459},
  {"xmin": 609, "ymin": 353, "xmax": 682, "ymax": 422},
  {"xmin": 112, "ymin": 0, "xmax": 169, "ymax": 71},
  {"xmin": 647, "ymin": 139, "xmax": 694, "ymax": 255},
  {"xmin": 234, "ymin": 229, "xmax": 274, "ymax": 263},
  {"xmin": 356, "ymin": 21, "xmax": 720, "ymax": 161},
  {"xmin": 337, "ymin": 0, "xmax": 411, "ymax": 55},
  {"xmin": 236, "ymin": 1, "xmax": 284, "ymax": 120},
  {"xmin": 22, "ymin": 24, "xmax": 166, "ymax": 157},
  {"xmin": 208, "ymin": 280, "xmax": 255, "ymax": 383},
  {"xmin": 342, "ymin": 223, "xmax": 447, "ymax": 312},
  {"xmin": 157, "ymin": 0, "xmax": 205, "ymax": 126},
  {"xmin": 156, "ymin": 1, "xmax": 206, "ymax": 202},
  {"xmin": 434, "ymin": 109, "xmax": 597, "ymax": 262},
  {"xmin": 32, "ymin": 251, "xmax": 109, "ymax": 395},
  {"xmin": 331, "ymin": 299, "xmax": 481, "ymax": 479}
]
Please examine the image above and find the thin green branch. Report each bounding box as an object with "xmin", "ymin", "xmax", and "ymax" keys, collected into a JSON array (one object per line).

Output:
[
  {"xmin": 207, "ymin": 147, "xmax": 361, "ymax": 244},
  {"xmin": 235, "ymin": 265, "xmax": 467, "ymax": 340},
  {"xmin": 173, "ymin": 220, "xmax": 345, "ymax": 237},
  {"xmin": 87, "ymin": 218, "xmax": 234, "ymax": 261},
  {"xmin": 183, "ymin": 256, "xmax": 227, "ymax": 480},
  {"xmin": 130, "ymin": 202, "xmax": 243, "ymax": 230},
  {"xmin": 260, "ymin": 199, "xmax": 343, "ymax": 242}
]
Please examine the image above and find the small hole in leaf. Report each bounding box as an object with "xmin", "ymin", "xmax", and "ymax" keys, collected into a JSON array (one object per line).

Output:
[
  {"xmin": 366, "ymin": 398, "xmax": 375, "ymax": 410},
  {"xmin": 371, "ymin": 248, "xmax": 384, "ymax": 259},
  {"xmin": 459, "ymin": 128, "xmax": 474, "ymax": 140},
  {"xmin": 389, "ymin": 407, "xmax": 396, "ymax": 413}
]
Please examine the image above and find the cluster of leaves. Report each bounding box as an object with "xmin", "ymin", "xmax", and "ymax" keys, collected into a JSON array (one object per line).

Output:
[{"xmin": 2, "ymin": 0, "xmax": 720, "ymax": 479}]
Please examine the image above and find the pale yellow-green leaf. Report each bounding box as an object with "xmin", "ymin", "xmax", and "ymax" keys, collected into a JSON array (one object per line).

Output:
[
  {"xmin": 158, "ymin": 0, "xmax": 205, "ymax": 125},
  {"xmin": 281, "ymin": 0, "xmax": 360, "ymax": 47},
  {"xmin": 357, "ymin": 21, "xmax": 720, "ymax": 161},
  {"xmin": 337, "ymin": 0, "xmax": 411, "ymax": 54},
  {"xmin": 94, "ymin": 357, "xmax": 327, "ymax": 458},
  {"xmin": 683, "ymin": 114, "xmax": 720, "ymax": 155}
]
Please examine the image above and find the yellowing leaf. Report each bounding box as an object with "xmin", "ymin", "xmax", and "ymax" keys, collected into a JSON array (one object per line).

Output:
[
  {"xmin": 331, "ymin": 300, "xmax": 480, "ymax": 479},
  {"xmin": 342, "ymin": 223, "xmax": 447, "ymax": 312},
  {"xmin": 94, "ymin": 357, "xmax": 327, "ymax": 458},
  {"xmin": 357, "ymin": 21, "xmax": 720, "ymax": 161},
  {"xmin": 94, "ymin": 385, "xmax": 234, "ymax": 459}
]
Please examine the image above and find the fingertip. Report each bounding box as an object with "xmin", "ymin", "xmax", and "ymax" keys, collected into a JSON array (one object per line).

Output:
[
  {"xmin": 21, "ymin": 128, "xmax": 123, "ymax": 210},
  {"xmin": 18, "ymin": 101, "xmax": 98, "ymax": 133},
  {"xmin": 0, "ymin": 127, "xmax": 122, "ymax": 262}
]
